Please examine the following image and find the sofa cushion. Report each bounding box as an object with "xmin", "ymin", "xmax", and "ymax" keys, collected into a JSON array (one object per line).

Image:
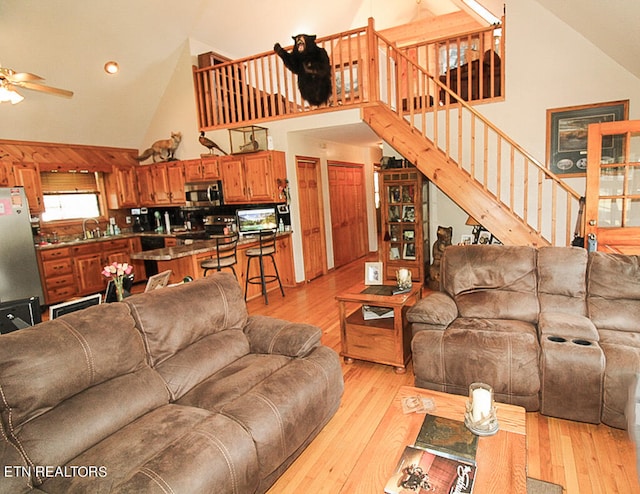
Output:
[
  {"xmin": 179, "ymin": 346, "xmax": 344, "ymax": 479},
  {"xmin": 39, "ymin": 405, "xmax": 260, "ymax": 494},
  {"xmin": 538, "ymin": 246, "xmax": 588, "ymax": 315},
  {"xmin": 0, "ymin": 304, "xmax": 169, "ymax": 486},
  {"xmin": 412, "ymin": 317, "xmax": 540, "ymax": 410},
  {"xmin": 125, "ymin": 273, "xmax": 249, "ymax": 367},
  {"xmin": 441, "ymin": 245, "xmax": 539, "ymax": 323},
  {"xmin": 588, "ymin": 252, "xmax": 640, "ymax": 332}
]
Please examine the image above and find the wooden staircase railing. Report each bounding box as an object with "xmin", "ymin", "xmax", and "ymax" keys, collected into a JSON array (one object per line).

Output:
[
  {"xmin": 366, "ymin": 27, "xmax": 581, "ymax": 246},
  {"xmin": 192, "ymin": 18, "xmax": 581, "ymax": 246}
]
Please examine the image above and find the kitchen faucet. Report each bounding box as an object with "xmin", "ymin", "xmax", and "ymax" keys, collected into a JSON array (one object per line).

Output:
[{"xmin": 82, "ymin": 218, "xmax": 101, "ymax": 239}]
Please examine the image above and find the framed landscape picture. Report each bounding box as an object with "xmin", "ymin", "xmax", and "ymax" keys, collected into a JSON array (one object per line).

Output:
[{"xmin": 546, "ymin": 100, "xmax": 629, "ymax": 177}]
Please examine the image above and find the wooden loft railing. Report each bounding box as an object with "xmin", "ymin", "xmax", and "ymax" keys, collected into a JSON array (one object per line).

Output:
[
  {"xmin": 193, "ymin": 26, "xmax": 371, "ymax": 129},
  {"xmin": 193, "ymin": 18, "xmax": 581, "ymax": 246},
  {"xmin": 398, "ymin": 23, "xmax": 503, "ymax": 104},
  {"xmin": 192, "ymin": 21, "xmax": 503, "ymax": 130}
]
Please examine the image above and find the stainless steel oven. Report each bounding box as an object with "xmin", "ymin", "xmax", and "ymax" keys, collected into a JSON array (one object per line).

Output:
[{"xmin": 184, "ymin": 181, "xmax": 223, "ymax": 207}]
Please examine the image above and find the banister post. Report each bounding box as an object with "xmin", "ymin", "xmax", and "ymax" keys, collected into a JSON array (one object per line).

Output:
[{"xmin": 366, "ymin": 17, "xmax": 380, "ymax": 103}]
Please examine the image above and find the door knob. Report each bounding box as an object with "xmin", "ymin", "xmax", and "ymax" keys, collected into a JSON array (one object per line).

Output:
[{"xmin": 589, "ymin": 220, "xmax": 596, "ymax": 226}]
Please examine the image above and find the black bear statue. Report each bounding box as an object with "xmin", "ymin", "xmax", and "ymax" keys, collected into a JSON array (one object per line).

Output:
[{"xmin": 274, "ymin": 34, "xmax": 332, "ymax": 107}]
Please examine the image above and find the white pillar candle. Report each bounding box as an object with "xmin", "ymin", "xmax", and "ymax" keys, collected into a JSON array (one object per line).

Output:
[{"xmin": 471, "ymin": 387, "xmax": 492, "ymax": 422}]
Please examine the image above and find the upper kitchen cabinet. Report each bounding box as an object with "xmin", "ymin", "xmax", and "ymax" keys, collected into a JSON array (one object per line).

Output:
[
  {"xmin": 184, "ymin": 157, "xmax": 220, "ymax": 183},
  {"xmin": 12, "ymin": 162, "xmax": 45, "ymax": 213},
  {"xmin": 105, "ymin": 164, "xmax": 139, "ymax": 209},
  {"xmin": 137, "ymin": 162, "xmax": 185, "ymax": 207},
  {"xmin": 219, "ymin": 150, "xmax": 287, "ymax": 204},
  {"xmin": 0, "ymin": 162, "xmax": 15, "ymax": 186}
]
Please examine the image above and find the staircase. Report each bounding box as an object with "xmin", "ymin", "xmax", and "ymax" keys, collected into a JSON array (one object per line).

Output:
[{"xmin": 193, "ymin": 18, "xmax": 582, "ymax": 246}]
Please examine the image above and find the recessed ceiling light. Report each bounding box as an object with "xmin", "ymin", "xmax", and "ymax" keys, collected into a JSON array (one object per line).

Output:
[{"xmin": 104, "ymin": 61, "xmax": 119, "ymax": 74}]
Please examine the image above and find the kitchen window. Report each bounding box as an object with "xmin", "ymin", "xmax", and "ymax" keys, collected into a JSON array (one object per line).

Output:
[{"xmin": 40, "ymin": 171, "xmax": 102, "ymax": 222}]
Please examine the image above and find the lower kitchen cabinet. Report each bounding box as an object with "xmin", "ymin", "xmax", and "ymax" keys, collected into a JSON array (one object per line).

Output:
[
  {"xmin": 37, "ymin": 247, "xmax": 78, "ymax": 305},
  {"xmin": 38, "ymin": 237, "xmax": 146, "ymax": 305}
]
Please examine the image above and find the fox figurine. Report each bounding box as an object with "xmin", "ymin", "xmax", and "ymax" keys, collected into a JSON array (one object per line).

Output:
[{"xmin": 135, "ymin": 132, "xmax": 182, "ymax": 162}]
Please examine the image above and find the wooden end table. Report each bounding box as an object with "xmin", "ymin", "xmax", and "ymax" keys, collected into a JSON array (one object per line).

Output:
[
  {"xmin": 336, "ymin": 283, "xmax": 421, "ymax": 373},
  {"xmin": 340, "ymin": 386, "xmax": 527, "ymax": 494}
]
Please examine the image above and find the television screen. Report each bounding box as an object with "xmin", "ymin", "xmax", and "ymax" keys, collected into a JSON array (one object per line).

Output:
[
  {"xmin": 49, "ymin": 293, "xmax": 102, "ymax": 320},
  {"xmin": 0, "ymin": 297, "xmax": 42, "ymax": 334},
  {"xmin": 236, "ymin": 207, "xmax": 277, "ymax": 235}
]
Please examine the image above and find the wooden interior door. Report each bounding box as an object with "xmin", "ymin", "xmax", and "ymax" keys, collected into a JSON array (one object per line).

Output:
[
  {"xmin": 296, "ymin": 156, "xmax": 327, "ymax": 281},
  {"xmin": 328, "ymin": 162, "xmax": 368, "ymax": 268},
  {"xmin": 585, "ymin": 120, "xmax": 640, "ymax": 254}
]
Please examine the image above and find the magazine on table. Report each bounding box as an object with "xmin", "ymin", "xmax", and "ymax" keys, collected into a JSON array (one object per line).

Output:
[
  {"xmin": 384, "ymin": 445, "xmax": 476, "ymax": 494},
  {"xmin": 385, "ymin": 414, "xmax": 478, "ymax": 493},
  {"xmin": 414, "ymin": 414, "xmax": 478, "ymax": 464}
]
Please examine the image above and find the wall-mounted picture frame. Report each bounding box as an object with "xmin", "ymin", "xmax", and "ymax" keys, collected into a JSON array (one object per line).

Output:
[
  {"xmin": 546, "ymin": 100, "xmax": 629, "ymax": 177},
  {"xmin": 364, "ymin": 261, "xmax": 383, "ymax": 285}
]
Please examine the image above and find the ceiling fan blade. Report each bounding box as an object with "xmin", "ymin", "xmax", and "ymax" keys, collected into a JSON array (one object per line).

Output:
[
  {"xmin": 18, "ymin": 81, "xmax": 74, "ymax": 98},
  {"xmin": 10, "ymin": 71, "xmax": 44, "ymax": 82}
]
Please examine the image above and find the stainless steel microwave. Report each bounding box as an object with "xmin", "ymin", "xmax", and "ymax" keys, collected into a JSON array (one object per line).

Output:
[{"xmin": 184, "ymin": 182, "xmax": 223, "ymax": 207}]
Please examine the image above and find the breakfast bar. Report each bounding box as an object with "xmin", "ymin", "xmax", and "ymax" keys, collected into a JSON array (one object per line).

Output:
[{"xmin": 130, "ymin": 232, "xmax": 295, "ymax": 299}]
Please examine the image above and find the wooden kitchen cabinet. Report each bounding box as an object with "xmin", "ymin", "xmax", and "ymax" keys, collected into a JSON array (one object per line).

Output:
[
  {"xmin": 72, "ymin": 244, "xmax": 105, "ymax": 295},
  {"xmin": 184, "ymin": 157, "xmax": 220, "ymax": 182},
  {"xmin": 219, "ymin": 150, "xmax": 286, "ymax": 204},
  {"xmin": 136, "ymin": 165, "xmax": 154, "ymax": 206},
  {"xmin": 105, "ymin": 164, "xmax": 139, "ymax": 209},
  {"xmin": 0, "ymin": 162, "xmax": 14, "ymax": 186},
  {"xmin": 37, "ymin": 247, "xmax": 78, "ymax": 305},
  {"xmin": 12, "ymin": 162, "xmax": 45, "ymax": 213},
  {"xmin": 137, "ymin": 162, "xmax": 185, "ymax": 206}
]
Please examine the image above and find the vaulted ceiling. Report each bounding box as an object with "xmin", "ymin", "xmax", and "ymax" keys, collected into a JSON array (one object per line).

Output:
[{"xmin": 1, "ymin": 0, "xmax": 637, "ymax": 149}]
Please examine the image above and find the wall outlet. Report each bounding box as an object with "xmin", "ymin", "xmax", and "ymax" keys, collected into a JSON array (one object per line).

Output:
[{"xmin": 125, "ymin": 216, "xmax": 132, "ymax": 224}]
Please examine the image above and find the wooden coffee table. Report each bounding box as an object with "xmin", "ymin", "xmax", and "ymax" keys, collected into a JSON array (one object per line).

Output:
[
  {"xmin": 340, "ymin": 386, "xmax": 527, "ymax": 493},
  {"xmin": 336, "ymin": 283, "xmax": 421, "ymax": 373}
]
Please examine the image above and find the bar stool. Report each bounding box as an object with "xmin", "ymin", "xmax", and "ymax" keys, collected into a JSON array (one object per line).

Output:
[
  {"xmin": 244, "ymin": 229, "xmax": 285, "ymax": 304},
  {"xmin": 200, "ymin": 232, "xmax": 239, "ymax": 278}
]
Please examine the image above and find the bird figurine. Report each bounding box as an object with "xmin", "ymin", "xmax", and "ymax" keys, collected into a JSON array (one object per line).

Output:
[{"xmin": 199, "ymin": 131, "xmax": 227, "ymax": 155}]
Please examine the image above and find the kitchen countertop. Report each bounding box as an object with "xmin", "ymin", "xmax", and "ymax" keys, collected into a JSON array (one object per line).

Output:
[
  {"xmin": 129, "ymin": 232, "xmax": 291, "ymax": 261},
  {"xmin": 34, "ymin": 232, "xmax": 183, "ymax": 250}
]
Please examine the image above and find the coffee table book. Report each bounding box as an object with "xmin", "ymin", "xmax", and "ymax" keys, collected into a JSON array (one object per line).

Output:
[
  {"xmin": 414, "ymin": 414, "xmax": 478, "ymax": 464},
  {"xmin": 384, "ymin": 445, "xmax": 476, "ymax": 494}
]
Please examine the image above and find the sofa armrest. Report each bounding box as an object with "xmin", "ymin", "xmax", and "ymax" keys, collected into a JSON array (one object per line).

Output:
[
  {"xmin": 243, "ymin": 315, "xmax": 322, "ymax": 357},
  {"xmin": 407, "ymin": 292, "xmax": 458, "ymax": 329}
]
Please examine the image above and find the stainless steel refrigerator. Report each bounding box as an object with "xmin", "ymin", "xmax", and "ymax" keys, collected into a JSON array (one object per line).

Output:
[{"xmin": 0, "ymin": 187, "xmax": 44, "ymax": 305}]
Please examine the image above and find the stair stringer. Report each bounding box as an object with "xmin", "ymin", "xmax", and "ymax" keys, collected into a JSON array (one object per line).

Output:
[{"xmin": 362, "ymin": 103, "xmax": 549, "ymax": 247}]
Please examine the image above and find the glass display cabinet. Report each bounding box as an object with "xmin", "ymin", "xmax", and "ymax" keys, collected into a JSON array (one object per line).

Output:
[{"xmin": 380, "ymin": 168, "xmax": 429, "ymax": 283}]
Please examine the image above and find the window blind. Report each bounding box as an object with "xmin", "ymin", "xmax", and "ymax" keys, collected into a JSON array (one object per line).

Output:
[{"xmin": 41, "ymin": 172, "xmax": 100, "ymax": 193}]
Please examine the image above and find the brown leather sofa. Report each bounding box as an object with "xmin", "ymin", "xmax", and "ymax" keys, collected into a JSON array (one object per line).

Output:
[
  {"xmin": 0, "ymin": 272, "xmax": 344, "ymax": 493},
  {"xmin": 407, "ymin": 245, "xmax": 640, "ymax": 429}
]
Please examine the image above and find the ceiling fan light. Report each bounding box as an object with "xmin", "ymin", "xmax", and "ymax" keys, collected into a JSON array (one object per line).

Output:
[
  {"xmin": 104, "ymin": 61, "xmax": 119, "ymax": 74},
  {"xmin": 0, "ymin": 84, "xmax": 24, "ymax": 104}
]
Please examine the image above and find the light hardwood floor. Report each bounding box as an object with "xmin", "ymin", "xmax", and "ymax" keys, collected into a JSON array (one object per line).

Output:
[{"xmin": 245, "ymin": 256, "xmax": 640, "ymax": 494}]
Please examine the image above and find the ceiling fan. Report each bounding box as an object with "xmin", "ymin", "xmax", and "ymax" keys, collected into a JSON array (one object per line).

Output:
[{"xmin": 0, "ymin": 65, "xmax": 73, "ymax": 104}]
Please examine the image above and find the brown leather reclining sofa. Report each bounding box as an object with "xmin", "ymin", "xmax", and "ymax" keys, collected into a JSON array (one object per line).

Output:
[
  {"xmin": 407, "ymin": 245, "xmax": 640, "ymax": 429},
  {"xmin": 0, "ymin": 272, "xmax": 344, "ymax": 493}
]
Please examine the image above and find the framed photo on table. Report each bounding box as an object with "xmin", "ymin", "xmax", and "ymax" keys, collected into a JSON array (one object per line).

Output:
[
  {"xmin": 546, "ymin": 100, "xmax": 628, "ymax": 177},
  {"xmin": 364, "ymin": 262, "xmax": 383, "ymax": 285}
]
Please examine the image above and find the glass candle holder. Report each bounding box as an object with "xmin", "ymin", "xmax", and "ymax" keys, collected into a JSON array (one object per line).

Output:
[
  {"xmin": 396, "ymin": 268, "xmax": 412, "ymax": 290},
  {"xmin": 464, "ymin": 382, "xmax": 499, "ymax": 436}
]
